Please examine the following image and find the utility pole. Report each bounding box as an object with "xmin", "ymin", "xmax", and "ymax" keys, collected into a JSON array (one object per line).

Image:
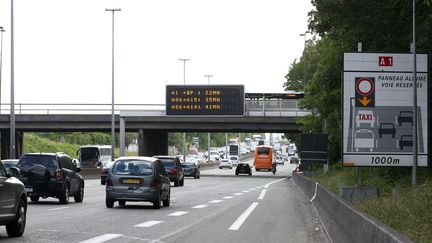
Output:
[{"xmin": 179, "ymin": 59, "xmax": 189, "ymax": 162}]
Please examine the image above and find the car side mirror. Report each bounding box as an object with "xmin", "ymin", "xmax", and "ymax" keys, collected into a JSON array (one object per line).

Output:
[
  {"xmin": 75, "ymin": 167, "xmax": 82, "ymax": 173},
  {"xmin": 9, "ymin": 167, "xmax": 20, "ymax": 177}
]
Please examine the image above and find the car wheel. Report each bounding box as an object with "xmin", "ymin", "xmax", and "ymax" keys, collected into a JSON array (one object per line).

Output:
[
  {"xmin": 174, "ymin": 178, "xmax": 179, "ymax": 187},
  {"xmin": 101, "ymin": 179, "xmax": 106, "ymax": 185},
  {"xmin": 59, "ymin": 184, "xmax": 70, "ymax": 204},
  {"xmin": 74, "ymin": 182, "xmax": 84, "ymax": 203},
  {"xmin": 162, "ymin": 190, "xmax": 170, "ymax": 207},
  {"xmin": 106, "ymin": 196, "xmax": 114, "ymax": 208},
  {"xmin": 180, "ymin": 177, "xmax": 184, "ymax": 186},
  {"xmin": 6, "ymin": 198, "xmax": 26, "ymax": 237},
  {"xmin": 153, "ymin": 192, "xmax": 161, "ymax": 209},
  {"xmin": 118, "ymin": 200, "xmax": 126, "ymax": 206},
  {"xmin": 30, "ymin": 196, "xmax": 39, "ymax": 202}
]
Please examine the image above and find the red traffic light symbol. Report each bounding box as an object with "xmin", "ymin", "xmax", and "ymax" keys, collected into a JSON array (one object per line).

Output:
[{"xmin": 355, "ymin": 78, "xmax": 374, "ymax": 96}]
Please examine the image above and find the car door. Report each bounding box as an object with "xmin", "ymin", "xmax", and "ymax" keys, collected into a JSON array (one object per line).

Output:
[{"xmin": 0, "ymin": 163, "xmax": 15, "ymax": 216}]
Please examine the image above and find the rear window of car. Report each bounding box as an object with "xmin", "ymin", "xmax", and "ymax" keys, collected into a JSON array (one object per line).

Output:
[
  {"xmin": 182, "ymin": 163, "xmax": 193, "ymax": 168},
  {"xmin": 257, "ymin": 147, "xmax": 270, "ymax": 155},
  {"xmin": 158, "ymin": 158, "xmax": 176, "ymax": 168},
  {"xmin": 112, "ymin": 159, "xmax": 153, "ymax": 176},
  {"xmin": 230, "ymin": 157, "xmax": 238, "ymax": 160},
  {"xmin": 18, "ymin": 155, "xmax": 58, "ymax": 170}
]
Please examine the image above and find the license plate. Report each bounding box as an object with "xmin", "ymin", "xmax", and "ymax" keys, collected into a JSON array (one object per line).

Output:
[
  {"xmin": 26, "ymin": 187, "xmax": 33, "ymax": 193},
  {"xmin": 122, "ymin": 179, "xmax": 140, "ymax": 184}
]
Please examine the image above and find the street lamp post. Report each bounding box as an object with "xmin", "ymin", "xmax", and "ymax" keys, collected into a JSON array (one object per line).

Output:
[
  {"xmin": 299, "ymin": 31, "xmax": 310, "ymax": 85},
  {"xmin": 412, "ymin": 0, "xmax": 417, "ymax": 185},
  {"xmin": 0, "ymin": 27, "xmax": 5, "ymax": 115},
  {"xmin": 205, "ymin": 74, "xmax": 213, "ymax": 163},
  {"xmin": 106, "ymin": 8, "xmax": 121, "ymax": 161},
  {"xmin": 10, "ymin": 0, "xmax": 16, "ymax": 159},
  {"xmin": 179, "ymin": 59, "xmax": 189, "ymax": 161}
]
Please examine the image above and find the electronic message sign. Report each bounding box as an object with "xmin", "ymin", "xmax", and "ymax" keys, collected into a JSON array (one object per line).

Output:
[
  {"xmin": 166, "ymin": 85, "xmax": 244, "ymax": 116},
  {"xmin": 343, "ymin": 53, "xmax": 428, "ymax": 167}
]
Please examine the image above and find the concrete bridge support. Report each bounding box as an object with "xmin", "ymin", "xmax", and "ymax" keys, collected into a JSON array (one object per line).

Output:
[
  {"xmin": 138, "ymin": 129, "xmax": 168, "ymax": 157},
  {"xmin": 1, "ymin": 130, "xmax": 24, "ymax": 159}
]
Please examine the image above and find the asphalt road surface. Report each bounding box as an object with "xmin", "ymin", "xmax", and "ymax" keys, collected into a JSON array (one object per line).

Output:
[{"xmin": 0, "ymin": 160, "xmax": 329, "ymax": 243}]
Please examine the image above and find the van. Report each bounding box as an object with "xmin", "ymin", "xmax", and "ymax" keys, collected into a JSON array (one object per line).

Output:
[{"xmin": 254, "ymin": 145, "xmax": 273, "ymax": 171}]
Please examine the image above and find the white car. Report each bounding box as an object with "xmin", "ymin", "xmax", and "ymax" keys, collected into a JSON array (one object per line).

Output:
[
  {"xmin": 229, "ymin": 156, "xmax": 240, "ymax": 167},
  {"xmin": 356, "ymin": 110, "xmax": 375, "ymax": 128},
  {"xmin": 219, "ymin": 159, "xmax": 232, "ymax": 169},
  {"xmin": 354, "ymin": 129, "xmax": 375, "ymax": 152}
]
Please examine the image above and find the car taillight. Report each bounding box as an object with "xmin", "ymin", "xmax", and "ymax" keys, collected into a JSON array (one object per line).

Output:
[
  {"xmin": 56, "ymin": 169, "xmax": 63, "ymax": 181},
  {"xmin": 149, "ymin": 180, "xmax": 157, "ymax": 187},
  {"xmin": 101, "ymin": 170, "xmax": 108, "ymax": 175},
  {"xmin": 106, "ymin": 178, "xmax": 113, "ymax": 187},
  {"xmin": 170, "ymin": 168, "xmax": 177, "ymax": 174}
]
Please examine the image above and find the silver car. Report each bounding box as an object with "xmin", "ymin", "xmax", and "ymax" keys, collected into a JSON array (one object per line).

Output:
[{"xmin": 105, "ymin": 157, "xmax": 171, "ymax": 209}]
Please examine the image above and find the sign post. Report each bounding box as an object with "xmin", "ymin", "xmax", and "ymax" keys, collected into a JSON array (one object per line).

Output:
[{"xmin": 343, "ymin": 53, "xmax": 428, "ymax": 167}]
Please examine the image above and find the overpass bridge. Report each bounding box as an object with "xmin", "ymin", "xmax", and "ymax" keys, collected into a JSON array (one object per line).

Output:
[{"xmin": 0, "ymin": 99, "xmax": 311, "ymax": 158}]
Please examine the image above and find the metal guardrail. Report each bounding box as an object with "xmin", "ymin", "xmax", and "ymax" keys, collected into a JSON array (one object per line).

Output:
[{"xmin": 0, "ymin": 100, "xmax": 311, "ymax": 117}]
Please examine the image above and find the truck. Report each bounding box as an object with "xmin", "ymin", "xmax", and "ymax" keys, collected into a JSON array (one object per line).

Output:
[
  {"xmin": 77, "ymin": 145, "xmax": 112, "ymax": 168},
  {"xmin": 229, "ymin": 144, "xmax": 239, "ymax": 156}
]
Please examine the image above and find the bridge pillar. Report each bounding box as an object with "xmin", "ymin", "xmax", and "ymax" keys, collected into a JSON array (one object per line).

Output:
[
  {"xmin": 138, "ymin": 129, "xmax": 168, "ymax": 156},
  {"xmin": 1, "ymin": 130, "xmax": 23, "ymax": 159}
]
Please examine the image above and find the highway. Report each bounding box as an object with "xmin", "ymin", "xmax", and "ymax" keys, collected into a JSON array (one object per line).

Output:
[{"xmin": 0, "ymin": 160, "xmax": 329, "ymax": 243}]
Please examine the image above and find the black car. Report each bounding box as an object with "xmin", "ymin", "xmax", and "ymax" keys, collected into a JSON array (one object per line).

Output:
[
  {"xmin": 397, "ymin": 111, "xmax": 413, "ymax": 126},
  {"xmin": 153, "ymin": 156, "xmax": 184, "ymax": 187},
  {"xmin": 17, "ymin": 153, "xmax": 85, "ymax": 204},
  {"xmin": 235, "ymin": 162, "xmax": 252, "ymax": 176},
  {"xmin": 0, "ymin": 163, "xmax": 27, "ymax": 237},
  {"xmin": 399, "ymin": 135, "xmax": 413, "ymax": 150},
  {"xmin": 378, "ymin": 123, "xmax": 396, "ymax": 138},
  {"xmin": 290, "ymin": 157, "xmax": 299, "ymax": 164},
  {"xmin": 182, "ymin": 162, "xmax": 200, "ymax": 179}
]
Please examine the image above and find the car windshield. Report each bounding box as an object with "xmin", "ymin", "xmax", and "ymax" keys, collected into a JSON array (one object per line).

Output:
[
  {"xmin": 158, "ymin": 158, "xmax": 176, "ymax": 168},
  {"xmin": 112, "ymin": 159, "xmax": 153, "ymax": 176},
  {"xmin": 17, "ymin": 155, "xmax": 58, "ymax": 170}
]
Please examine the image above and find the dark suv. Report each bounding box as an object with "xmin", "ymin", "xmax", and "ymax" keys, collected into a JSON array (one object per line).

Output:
[
  {"xmin": 0, "ymin": 163, "xmax": 27, "ymax": 237},
  {"xmin": 153, "ymin": 156, "xmax": 184, "ymax": 187},
  {"xmin": 17, "ymin": 153, "xmax": 84, "ymax": 204}
]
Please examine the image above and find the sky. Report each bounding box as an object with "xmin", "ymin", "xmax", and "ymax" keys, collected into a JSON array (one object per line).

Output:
[{"xmin": 0, "ymin": 0, "xmax": 313, "ymax": 105}]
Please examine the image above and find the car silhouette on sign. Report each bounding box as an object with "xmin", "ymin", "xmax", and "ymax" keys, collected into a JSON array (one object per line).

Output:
[
  {"xmin": 354, "ymin": 129, "xmax": 375, "ymax": 152},
  {"xmin": 356, "ymin": 110, "xmax": 375, "ymax": 128},
  {"xmin": 399, "ymin": 135, "xmax": 413, "ymax": 150},
  {"xmin": 378, "ymin": 123, "xmax": 396, "ymax": 138},
  {"xmin": 397, "ymin": 111, "xmax": 413, "ymax": 126}
]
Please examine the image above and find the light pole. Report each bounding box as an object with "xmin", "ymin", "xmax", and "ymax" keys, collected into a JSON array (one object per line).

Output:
[
  {"xmin": 0, "ymin": 27, "xmax": 5, "ymax": 115},
  {"xmin": 205, "ymin": 74, "xmax": 213, "ymax": 162},
  {"xmin": 412, "ymin": 0, "xmax": 417, "ymax": 185},
  {"xmin": 10, "ymin": 0, "xmax": 16, "ymax": 159},
  {"xmin": 299, "ymin": 31, "xmax": 310, "ymax": 85},
  {"xmin": 106, "ymin": 8, "xmax": 121, "ymax": 161},
  {"xmin": 179, "ymin": 59, "xmax": 189, "ymax": 161}
]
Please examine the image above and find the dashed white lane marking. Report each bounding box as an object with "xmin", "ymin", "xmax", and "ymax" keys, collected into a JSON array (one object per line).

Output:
[
  {"xmin": 242, "ymin": 190, "xmax": 250, "ymax": 193},
  {"xmin": 47, "ymin": 207, "xmax": 70, "ymax": 211},
  {"xmin": 209, "ymin": 200, "xmax": 223, "ymax": 203},
  {"xmin": 249, "ymin": 188, "xmax": 257, "ymax": 191},
  {"xmin": 80, "ymin": 234, "xmax": 123, "ymax": 243},
  {"xmin": 192, "ymin": 204, "xmax": 208, "ymax": 209},
  {"xmin": 168, "ymin": 211, "xmax": 189, "ymax": 217},
  {"xmin": 258, "ymin": 189, "xmax": 267, "ymax": 200},
  {"xmin": 134, "ymin": 221, "xmax": 163, "ymax": 228},
  {"xmin": 223, "ymin": 196, "xmax": 234, "ymax": 199},
  {"xmin": 228, "ymin": 202, "xmax": 259, "ymax": 231},
  {"xmin": 233, "ymin": 193, "xmax": 243, "ymax": 196}
]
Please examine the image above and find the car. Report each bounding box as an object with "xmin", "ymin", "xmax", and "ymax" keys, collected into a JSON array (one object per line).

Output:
[
  {"xmin": 153, "ymin": 156, "xmax": 184, "ymax": 187},
  {"xmin": 16, "ymin": 152, "xmax": 84, "ymax": 204},
  {"xmin": 397, "ymin": 111, "xmax": 413, "ymax": 126},
  {"xmin": 0, "ymin": 162, "xmax": 27, "ymax": 237},
  {"xmin": 290, "ymin": 156, "xmax": 299, "ymax": 164},
  {"xmin": 378, "ymin": 123, "xmax": 396, "ymax": 138},
  {"xmin": 235, "ymin": 161, "xmax": 252, "ymax": 176},
  {"xmin": 399, "ymin": 135, "xmax": 413, "ymax": 150},
  {"xmin": 354, "ymin": 129, "xmax": 375, "ymax": 152},
  {"xmin": 229, "ymin": 155, "xmax": 240, "ymax": 167},
  {"xmin": 1, "ymin": 159, "xmax": 19, "ymax": 173},
  {"xmin": 219, "ymin": 159, "xmax": 232, "ymax": 169},
  {"xmin": 275, "ymin": 155, "xmax": 285, "ymax": 165},
  {"xmin": 105, "ymin": 157, "xmax": 170, "ymax": 209},
  {"xmin": 356, "ymin": 110, "xmax": 375, "ymax": 128},
  {"xmin": 100, "ymin": 161, "xmax": 115, "ymax": 185},
  {"xmin": 181, "ymin": 162, "xmax": 200, "ymax": 179}
]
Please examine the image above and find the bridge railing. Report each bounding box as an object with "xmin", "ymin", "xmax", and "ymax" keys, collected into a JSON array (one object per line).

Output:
[{"xmin": 0, "ymin": 101, "xmax": 311, "ymax": 117}]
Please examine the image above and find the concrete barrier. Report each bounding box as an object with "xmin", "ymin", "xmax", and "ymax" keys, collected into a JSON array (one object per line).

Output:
[{"xmin": 291, "ymin": 173, "xmax": 413, "ymax": 243}]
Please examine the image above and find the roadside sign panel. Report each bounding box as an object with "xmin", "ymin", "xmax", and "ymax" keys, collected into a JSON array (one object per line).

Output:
[
  {"xmin": 301, "ymin": 133, "xmax": 328, "ymax": 163},
  {"xmin": 343, "ymin": 53, "xmax": 428, "ymax": 167},
  {"xmin": 166, "ymin": 85, "xmax": 244, "ymax": 116}
]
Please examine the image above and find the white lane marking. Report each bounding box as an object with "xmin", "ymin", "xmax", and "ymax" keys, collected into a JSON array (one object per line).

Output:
[
  {"xmin": 257, "ymin": 189, "xmax": 267, "ymax": 200},
  {"xmin": 249, "ymin": 188, "xmax": 256, "ymax": 191},
  {"xmin": 209, "ymin": 200, "xmax": 223, "ymax": 203},
  {"xmin": 80, "ymin": 234, "xmax": 123, "ymax": 243},
  {"xmin": 228, "ymin": 202, "xmax": 259, "ymax": 231},
  {"xmin": 47, "ymin": 207, "xmax": 70, "ymax": 211},
  {"xmin": 264, "ymin": 178, "xmax": 287, "ymax": 189},
  {"xmin": 223, "ymin": 196, "xmax": 234, "ymax": 199},
  {"xmin": 192, "ymin": 204, "xmax": 208, "ymax": 209},
  {"xmin": 134, "ymin": 221, "xmax": 163, "ymax": 228},
  {"xmin": 233, "ymin": 193, "xmax": 243, "ymax": 196},
  {"xmin": 168, "ymin": 211, "xmax": 189, "ymax": 217},
  {"xmin": 242, "ymin": 190, "xmax": 250, "ymax": 193}
]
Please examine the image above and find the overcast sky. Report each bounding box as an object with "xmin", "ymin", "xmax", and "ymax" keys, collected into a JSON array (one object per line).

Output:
[{"xmin": 0, "ymin": 0, "xmax": 313, "ymax": 105}]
